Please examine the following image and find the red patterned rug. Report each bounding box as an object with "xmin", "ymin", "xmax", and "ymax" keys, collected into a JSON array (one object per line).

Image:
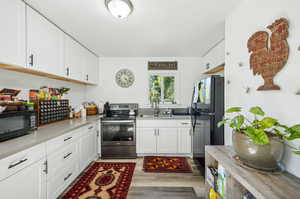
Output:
[
  {"xmin": 143, "ymin": 156, "xmax": 192, "ymax": 173},
  {"xmin": 59, "ymin": 162, "xmax": 136, "ymax": 199}
]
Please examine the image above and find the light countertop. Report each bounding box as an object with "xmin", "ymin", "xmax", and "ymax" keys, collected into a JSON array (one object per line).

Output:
[
  {"xmin": 136, "ymin": 115, "xmax": 191, "ymax": 120},
  {"xmin": 0, "ymin": 115, "xmax": 102, "ymax": 160}
]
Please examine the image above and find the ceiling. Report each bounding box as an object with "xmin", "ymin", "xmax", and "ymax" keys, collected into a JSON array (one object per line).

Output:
[{"xmin": 25, "ymin": 0, "xmax": 240, "ymax": 57}]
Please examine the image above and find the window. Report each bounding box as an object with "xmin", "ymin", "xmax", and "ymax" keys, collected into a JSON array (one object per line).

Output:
[{"xmin": 149, "ymin": 73, "xmax": 176, "ymax": 104}]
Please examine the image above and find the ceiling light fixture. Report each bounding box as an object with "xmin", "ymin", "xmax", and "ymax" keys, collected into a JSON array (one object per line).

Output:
[{"xmin": 105, "ymin": 0, "xmax": 134, "ymax": 19}]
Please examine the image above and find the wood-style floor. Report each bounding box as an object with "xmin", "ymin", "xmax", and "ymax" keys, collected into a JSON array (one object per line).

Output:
[{"xmin": 99, "ymin": 158, "xmax": 206, "ymax": 199}]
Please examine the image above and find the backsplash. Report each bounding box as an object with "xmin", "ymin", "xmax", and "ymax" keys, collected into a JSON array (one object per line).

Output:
[{"xmin": 0, "ymin": 69, "xmax": 87, "ymax": 107}]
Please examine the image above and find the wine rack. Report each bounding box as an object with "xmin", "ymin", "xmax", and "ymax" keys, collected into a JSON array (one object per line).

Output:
[{"xmin": 36, "ymin": 100, "xmax": 69, "ymax": 126}]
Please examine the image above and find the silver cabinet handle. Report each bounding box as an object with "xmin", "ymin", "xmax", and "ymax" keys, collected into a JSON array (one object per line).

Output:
[
  {"xmin": 63, "ymin": 152, "xmax": 72, "ymax": 159},
  {"xmin": 64, "ymin": 137, "xmax": 72, "ymax": 142},
  {"xmin": 88, "ymin": 126, "xmax": 93, "ymax": 130},
  {"xmin": 29, "ymin": 54, "xmax": 34, "ymax": 67},
  {"xmin": 157, "ymin": 129, "xmax": 160, "ymax": 136},
  {"xmin": 181, "ymin": 122, "xmax": 190, "ymax": 125},
  {"xmin": 154, "ymin": 129, "xmax": 156, "ymax": 136},
  {"xmin": 8, "ymin": 158, "xmax": 28, "ymax": 169},
  {"xmin": 86, "ymin": 74, "xmax": 89, "ymax": 81},
  {"xmin": 66, "ymin": 67, "xmax": 70, "ymax": 76},
  {"xmin": 64, "ymin": 172, "xmax": 72, "ymax": 181}
]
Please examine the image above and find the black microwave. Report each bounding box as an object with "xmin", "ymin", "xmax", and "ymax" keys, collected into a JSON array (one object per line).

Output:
[{"xmin": 0, "ymin": 111, "xmax": 37, "ymax": 142}]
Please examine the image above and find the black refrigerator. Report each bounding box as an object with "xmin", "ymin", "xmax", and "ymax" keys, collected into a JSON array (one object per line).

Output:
[{"xmin": 191, "ymin": 75, "xmax": 224, "ymax": 158}]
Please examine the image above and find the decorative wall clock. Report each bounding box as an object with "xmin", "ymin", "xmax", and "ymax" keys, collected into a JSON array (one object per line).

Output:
[
  {"xmin": 115, "ymin": 69, "xmax": 135, "ymax": 88},
  {"xmin": 247, "ymin": 18, "xmax": 289, "ymax": 91}
]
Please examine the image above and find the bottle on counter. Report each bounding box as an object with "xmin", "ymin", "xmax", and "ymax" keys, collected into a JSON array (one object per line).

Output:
[
  {"xmin": 69, "ymin": 106, "xmax": 74, "ymax": 119},
  {"xmin": 81, "ymin": 107, "xmax": 87, "ymax": 120}
]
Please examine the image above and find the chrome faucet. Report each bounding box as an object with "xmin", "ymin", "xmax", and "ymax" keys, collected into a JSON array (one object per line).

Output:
[{"xmin": 154, "ymin": 101, "xmax": 160, "ymax": 117}]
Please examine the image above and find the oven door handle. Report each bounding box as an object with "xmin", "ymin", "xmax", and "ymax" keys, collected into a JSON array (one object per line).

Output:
[{"xmin": 101, "ymin": 120, "xmax": 135, "ymax": 124}]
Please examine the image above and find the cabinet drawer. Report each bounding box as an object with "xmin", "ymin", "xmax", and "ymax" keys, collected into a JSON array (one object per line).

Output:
[
  {"xmin": 47, "ymin": 164, "xmax": 77, "ymax": 199},
  {"xmin": 0, "ymin": 143, "xmax": 46, "ymax": 181},
  {"xmin": 137, "ymin": 119, "xmax": 178, "ymax": 128},
  {"xmin": 47, "ymin": 142, "xmax": 78, "ymax": 178},
  {"xmin": 177, "ymin": 120, "xmax": 191, "ymax": 128},
  {"xmin": 46, "ymin": 127, "xmax": 82, "ymax": 154}
]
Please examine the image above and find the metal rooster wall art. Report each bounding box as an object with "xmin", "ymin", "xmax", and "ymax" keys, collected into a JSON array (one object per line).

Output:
[{"xmin": 248, "ymin": 18, "xmax": 289, "ymax": 91}]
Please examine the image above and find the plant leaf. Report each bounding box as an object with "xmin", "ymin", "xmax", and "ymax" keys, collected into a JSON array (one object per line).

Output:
[
  {"xmin": 226, "ymin": 107, "xmax": 242, "ymax": 113},
  {"xmin": 233, "ymin": 115, "xmax": 245, "ymax": 130},
  {"xmin": 243, "ymin": 127, "xmax": 269, "ymax": 145},
  {"xmin": 293, "ymin": 151, "xmax": 300, "ymax": 155},
  {"xmin": 249, "ymin": 106, "xmax": 265, "ymax": 116},
  {"xmin": 217, "ymin": 119, "xmax": 228, "ymax": 128},
  {"xmin": 286, "ymin": 125, "xmax": 300, "ymax": 140},
  {"xmin": 259, "ymin": 117, "xmax": 277, "ymax": 129}
]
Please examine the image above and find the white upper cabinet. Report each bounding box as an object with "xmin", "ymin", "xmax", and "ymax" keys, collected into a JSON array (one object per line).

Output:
[
  {"xmin": 203, "ymin": 40, "xmax": 225, "ymax": 72},
  {"xmin": 0, "ymin": 0, "xmax": 26, "ymax": 67},
  {"xmin": 65, "ymin": 35, "xmax": 99, "ymax": 84},
  {"xmin": 64, "ymin": 35, "xmax": 85, "ymax": 81},
  {"xmin": 84, "ymin": 50, "xmax": 99, "ymax": 85},
  {"xmin": 0, "ymin": 2, "xmax": 98, "ymax": 85},
  {"xmin": 26, "ymin": 6, "xmax": 64, "ymax": 75}
]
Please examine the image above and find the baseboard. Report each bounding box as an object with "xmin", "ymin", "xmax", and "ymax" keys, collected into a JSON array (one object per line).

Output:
[{"xmin": 138, "ymin": 153, "xmax": 193, "ymax": 158}]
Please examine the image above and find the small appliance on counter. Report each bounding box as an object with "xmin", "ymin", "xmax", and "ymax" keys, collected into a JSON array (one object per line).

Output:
[
  {"xmin": 101, "ymin": 103, "xmax": 138, "ymax": 159},
  {"xmin": 0, "ymin": 109, "xmax": 37, "ymax": 142}
]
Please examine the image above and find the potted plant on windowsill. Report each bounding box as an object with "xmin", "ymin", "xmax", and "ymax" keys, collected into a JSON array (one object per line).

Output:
[{"xmin": 218, "ymin": 106, "xmax": 300, "ymax": 171}]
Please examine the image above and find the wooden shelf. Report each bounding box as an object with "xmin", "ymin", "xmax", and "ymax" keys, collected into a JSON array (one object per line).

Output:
[
  {"xmin": 205, "ymin": 146, "xmax": 300, "ymax": 199},
  {"xmin": 203, "ymin": 64, "xmax": 224, "ymax": 75},
  {"xmin": 0, "ymin": 63, "xmax": 96, "ymax": 86}
]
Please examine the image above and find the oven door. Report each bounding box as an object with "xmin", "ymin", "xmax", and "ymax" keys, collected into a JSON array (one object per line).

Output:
[
  {"xmin": 101, "ymin": 120, "xmax": 136, "ymax": 146},
  {"xmin": 0, "ymin": 111, "xmax": 32, "ymax": 142}
]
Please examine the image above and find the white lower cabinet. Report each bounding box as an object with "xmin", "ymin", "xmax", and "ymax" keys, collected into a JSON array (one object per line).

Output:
[
  {"xmin": 79, "ymin": 124, "xmax": 98, "ymax": 171},
  {"xmin": 178, "ymin": 128, "xmax": 192, "ymax": 154},
  {"xmin": 136, "ymin": 119, "xmax": 192, "ymax": 155},
  {"xmin": 0, "ymin": 158, "xmax": 47, "ymax": 199},
  {"xmin": 0, "ymin": 121, "xmax": 99, "ymax": 199},
  {"xmin": 157, "ymin": 128, "xmax": 178, "ymax": 153},
  {"xmin": 137, "ymin": 128, "xmax": 157, "ymax": 153},
  {"xmin": 47, "ymin": 163, "xmax": 78, "ymax": 199}
]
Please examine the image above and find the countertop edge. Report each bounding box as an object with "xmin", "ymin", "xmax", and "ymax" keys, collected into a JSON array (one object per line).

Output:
[{"xmin": 0, "ymin": 115, "xmax": 102, "ymax": 160}]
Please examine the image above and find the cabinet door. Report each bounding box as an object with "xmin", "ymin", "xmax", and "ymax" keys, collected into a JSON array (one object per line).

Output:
[
  {"xmin": 178, "ymin": 128, "xmax": 192, "ymax": 154},
  {"xmin": 137, "ymin": 128, "xmax": 156, "ymax": 154},
  {"xmin": 85, "ymin": 51, "xmax": 99, "ymax": 84},
  {"xmin": 157, "ymin": 128, "xmax": 178, "ymax": 153},
  {"xmin": 0, "ymin": 158, "xmax": 46, "ymax": 199},
  {"xmin": 79, "ymin": 130, "xmax": 97, "ymax": 171},
  {"xmin": 0, "ymin": 0, "xmax": 26, "ymax": 67},
  {"xmin": 27, "ymin": 6, "xmax": 64, "ymax": 75},
  {"xmin": 204, "ymin": 40, "xmax": 225, "ymax": 72},
  {"xmin": 64, "ymin": 35, "xmax": 85, "ymax": 81}
]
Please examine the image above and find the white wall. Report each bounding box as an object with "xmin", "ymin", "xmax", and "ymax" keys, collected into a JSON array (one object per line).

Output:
[
  {"xmin": 0, "ymin": 69, "xmax": 86, "ymax": 107},
  {"xmin": 225, "ymin": 0, "xmax": 300, "ymax": 177},
  {"xmin": 86, "ymin": 57, "xmax": 205, "ymax": 107}
]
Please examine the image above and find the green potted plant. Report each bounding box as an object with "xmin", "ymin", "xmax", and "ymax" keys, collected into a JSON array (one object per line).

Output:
[
  {"xmin": 55, "ymin": 87, "xmax": 70, "ymax": 99},
  {"xmin": 218, "ymin": 106, "xmax": 300, "ymax": 171}
]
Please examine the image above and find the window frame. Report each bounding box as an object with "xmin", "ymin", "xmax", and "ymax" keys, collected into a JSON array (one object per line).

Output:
[{"xmin": 148, "ymin": 71, "xmax": 179, "ymax": 105}]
